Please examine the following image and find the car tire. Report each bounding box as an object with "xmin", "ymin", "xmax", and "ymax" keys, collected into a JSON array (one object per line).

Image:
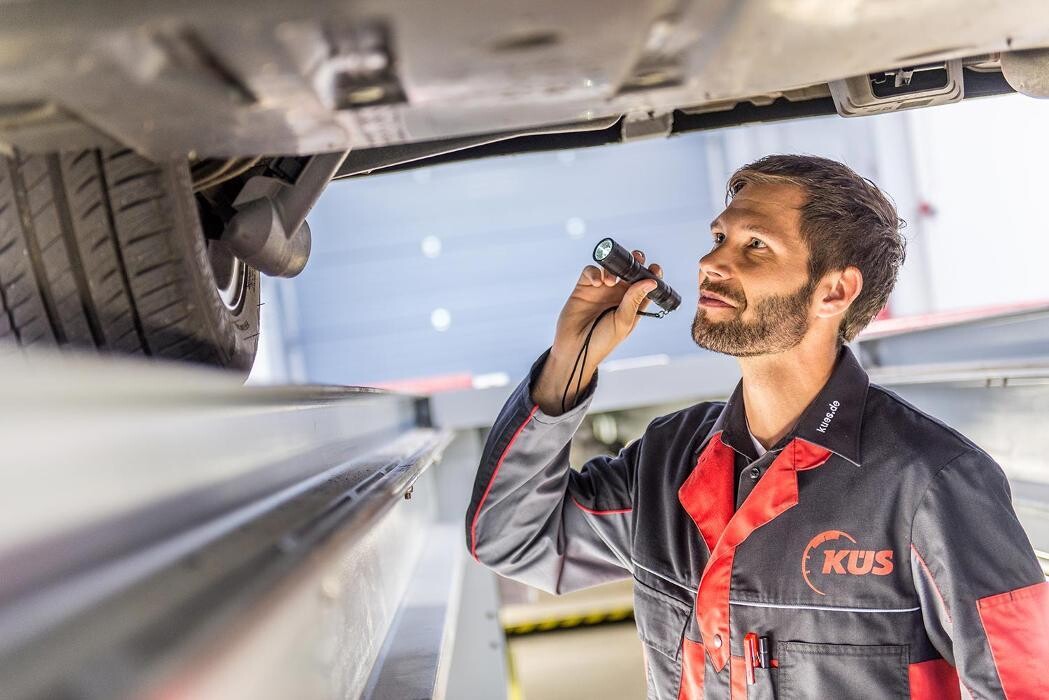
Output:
[{"xmin": 0, "ymin": 148, "xmax": 260, "ymax": 374}]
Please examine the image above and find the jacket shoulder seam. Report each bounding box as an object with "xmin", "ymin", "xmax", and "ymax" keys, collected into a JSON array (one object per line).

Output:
[
  {"xmin": 867, "ymin": 384, "xmax": 982, "ymax": 453},
  {"xmin": 907, "ymin": 447, "xmax": 981, "ymax": 549},
  {"xmin": 647, "ymin": 400, "xmax": 725, "ymax": 430}
]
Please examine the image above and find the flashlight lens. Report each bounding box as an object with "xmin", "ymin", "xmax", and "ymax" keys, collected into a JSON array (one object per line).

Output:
[{"xmin": 594, "ymin": 239, "xmax": 613, "ymax": 261}]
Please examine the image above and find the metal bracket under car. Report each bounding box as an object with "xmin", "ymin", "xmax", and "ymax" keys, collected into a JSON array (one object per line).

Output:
[
  {"xmin": 829, "ymin": 60, "xmax": 966, "ymax": 117},
  {"xmin": 221, "ymin": 150, "xmax": 348, "ymax": 278}
]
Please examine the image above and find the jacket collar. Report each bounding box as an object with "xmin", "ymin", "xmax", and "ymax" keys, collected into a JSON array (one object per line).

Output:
[{"xmin": 700, "ymin": 345, "xmax": 869, "ymax": 466}]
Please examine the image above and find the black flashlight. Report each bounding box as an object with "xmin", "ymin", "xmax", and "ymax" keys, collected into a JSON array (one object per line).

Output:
[{"xmin": 592, "ymin": 237, "xmax": 680, "ymax": 314}]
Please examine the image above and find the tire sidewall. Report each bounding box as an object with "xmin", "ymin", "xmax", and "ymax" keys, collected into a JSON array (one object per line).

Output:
[{"xmin": 165, "ymin": 160, "xmax": 260, "ymax": 375}]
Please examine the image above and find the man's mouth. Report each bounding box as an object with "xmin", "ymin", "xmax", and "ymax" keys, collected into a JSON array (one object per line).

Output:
[{"xmin": 699, "ymin": 291, "xmax": 738, "ymax": 308}]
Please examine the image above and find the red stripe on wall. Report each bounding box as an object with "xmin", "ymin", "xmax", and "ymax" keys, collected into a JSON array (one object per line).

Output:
[
  {"xmin": 977, "ymin": 580, "xmax": 1049, "ymax": 699},
  {"xmin": 859, "ymin": 299, "xmax": 1049, "ymax": 341},
  {"xmin": 469, "ymin": 403, "xmax": 540, "ymax": 561},
  {"xmin": 909, "ymin": 659, "xmax": 961, "ymax": 700}
]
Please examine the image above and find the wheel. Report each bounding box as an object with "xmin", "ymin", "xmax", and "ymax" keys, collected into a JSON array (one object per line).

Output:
[{"xmin": 0, "ymin": 148, "xmax": 260, "ymax": 374}]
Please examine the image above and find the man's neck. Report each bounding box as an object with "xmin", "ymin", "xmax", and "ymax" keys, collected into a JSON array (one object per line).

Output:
[{"xmin": 738, "ymin": 337, "xmax": 840, "ymax": 450}]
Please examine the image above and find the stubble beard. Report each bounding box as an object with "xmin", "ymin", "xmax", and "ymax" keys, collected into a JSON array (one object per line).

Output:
[{"xmin": 691, "ymin": 278, "xmax": 817, "ymax": 357}]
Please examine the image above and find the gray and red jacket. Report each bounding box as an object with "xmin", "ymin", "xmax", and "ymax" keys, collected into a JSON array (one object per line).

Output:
[{"xmin": 465, "ymin": 345, "xmax": 1049, "ymax": 699}]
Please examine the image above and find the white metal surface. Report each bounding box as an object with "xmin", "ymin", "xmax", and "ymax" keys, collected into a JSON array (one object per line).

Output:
[
  {"xmin": 0, "ymin": 344, "xmax": 468, "ymax": 700},
  {"xmin": 363, "ymin": 525, "xmax": 464, "ymax": 700},
  {"xmin": 2, "ymin": 1, "xmax": 1048, "ymax": 156},
  {"xmin": 0, "ymin": 344, "xmax": 415, "ymax": 552}
]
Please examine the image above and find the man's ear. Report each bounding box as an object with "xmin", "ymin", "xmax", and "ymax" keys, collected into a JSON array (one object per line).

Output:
[{"xmin": 815, "ymin": 266, "xmax": 863, "ymax": 319}]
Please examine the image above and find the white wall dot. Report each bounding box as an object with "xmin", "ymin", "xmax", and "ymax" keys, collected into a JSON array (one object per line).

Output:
[
  {"xmin": 430, "ymin": 308, "xmax": 451, "ymax": 332},
  {"xmin": 565, "ymin": 216, "xmax": 587, "ymax": 239},
  {"xmin": 557, "ymin": 151, "xmax": 577, "ymax": 165},
  {"xmin": 421, "ymin": 235, "xmax": 442, "ymax": 258}
]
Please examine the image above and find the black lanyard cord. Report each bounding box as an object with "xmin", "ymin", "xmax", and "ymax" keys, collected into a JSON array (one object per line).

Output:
[
  {"xmin": 562, "ymin": 305, "xmax": 666, "ymax": 415},
  {"xmin": 562, "ymin": 306, "xmax": 617, "ymax": 415}
]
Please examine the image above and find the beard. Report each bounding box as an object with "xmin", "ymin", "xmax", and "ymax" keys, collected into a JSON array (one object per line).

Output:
[{"xmin": 691, "ymin": 277, "xmax": 817, "ymax": 357}]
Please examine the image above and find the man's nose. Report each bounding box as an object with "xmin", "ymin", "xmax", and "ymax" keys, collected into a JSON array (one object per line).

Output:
[{"xmin": 699, "ymin": 247, "xmax": 731, "ymax": 281}]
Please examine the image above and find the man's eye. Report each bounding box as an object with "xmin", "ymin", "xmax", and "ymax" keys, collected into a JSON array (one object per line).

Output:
[
  {"xmin": 749, "ymin": 238, "xmax": 767, "ymax": 249},
  {"xmin": 712, "ymin": 233, "xmax": 725, "ymax": 245}
]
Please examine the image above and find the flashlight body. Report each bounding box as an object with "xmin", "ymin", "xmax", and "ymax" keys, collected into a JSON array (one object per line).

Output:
[{"xmin": 592, "ymin": 237, "xmax": 681, "ymax": 313}]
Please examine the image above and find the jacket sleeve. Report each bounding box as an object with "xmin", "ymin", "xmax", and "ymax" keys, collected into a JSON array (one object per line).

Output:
[
  {"xmin": 910, "ymin": 448, "xmax": 1049, "ymax": 699},
  {"xmin": 464, "ymin": 347, "xmax": 638, "ymax": 595}
]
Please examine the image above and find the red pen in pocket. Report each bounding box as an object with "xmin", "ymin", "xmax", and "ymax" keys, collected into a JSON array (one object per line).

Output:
[{"xmin": 744, "ymin": 632, "xmax": 759, "ymax": 685}]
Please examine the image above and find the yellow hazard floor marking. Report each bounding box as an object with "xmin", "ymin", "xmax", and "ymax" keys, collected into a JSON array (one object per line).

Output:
[
  {"xmin": 506, "ymin": 644, "xmax": 524, "ymax": 700},
  {"xmin": 503, "ymin": 606, "xmax": 635, "ymax": 637}
]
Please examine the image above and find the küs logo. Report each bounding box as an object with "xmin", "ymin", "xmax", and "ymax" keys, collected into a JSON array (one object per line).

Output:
[
  {"xmin": 816, "ymin": 400, "xmax": 840, "ymax": 434},
  {"xmin": 801, "ymin": 530, "xmax": 894, "ymax": 595}
]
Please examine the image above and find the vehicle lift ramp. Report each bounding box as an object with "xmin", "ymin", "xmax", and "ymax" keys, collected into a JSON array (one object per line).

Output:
[
  {"xmin": 0, "ymin": 351, "xmax": 508, "ymax": 700},
  {"xmin": 1, "ymin": 303, "xmax": 1047, "ymax": 699}
]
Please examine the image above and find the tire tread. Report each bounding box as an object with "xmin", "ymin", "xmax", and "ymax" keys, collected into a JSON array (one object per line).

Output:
[{"xmin": 0, "ymin": 147, "xmax": 259, "ymax": 371}]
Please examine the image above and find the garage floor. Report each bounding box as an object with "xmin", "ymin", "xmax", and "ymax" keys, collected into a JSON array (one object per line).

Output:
[
  {"xmin": 501, "ymin": 580, "xmax": 647, "ymax": 699},
  {"xmin": 508, "ymin": 622, "xmax": 646, "ymax": 699}
]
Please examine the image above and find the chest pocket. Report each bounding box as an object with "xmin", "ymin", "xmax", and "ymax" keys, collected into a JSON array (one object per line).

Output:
[
  {"xmin": 632, "ymin": 579, "xmax": 692, "ymax": 660},
  {"xmin": 775, "ymin": 641, "xmax": 909, "ymax": 700}
]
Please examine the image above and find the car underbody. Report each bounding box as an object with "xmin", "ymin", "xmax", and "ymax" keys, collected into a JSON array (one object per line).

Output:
[{"xmin": 2, "ymin": 1, "xmax": 1049, "ymax": 162}]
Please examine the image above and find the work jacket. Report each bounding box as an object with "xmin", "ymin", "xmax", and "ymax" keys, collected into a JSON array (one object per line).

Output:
[{"xmin": 465, "ymin": 345, "xmax": 1049, "ymax": 699}]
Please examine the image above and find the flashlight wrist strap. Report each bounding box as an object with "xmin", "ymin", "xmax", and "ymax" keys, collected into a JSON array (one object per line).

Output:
[
  {"xmin": 562, "ymin": 306, "xmax": 615, "ymax": 415},
  {"xmin": 561, "ymin": 304, "xmax": 657, "ymax": 414}
]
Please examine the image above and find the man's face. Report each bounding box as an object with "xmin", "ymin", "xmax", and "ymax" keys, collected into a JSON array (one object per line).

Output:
[{"xmin": 692, "ymin": 181, "xmax": 818, "ymax": 357}]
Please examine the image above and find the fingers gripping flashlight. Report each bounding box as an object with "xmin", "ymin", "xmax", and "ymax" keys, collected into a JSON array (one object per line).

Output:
[
  {"xmin": 562, "ymin": 238, "xmax": 680, "ymax": 414},
  {"xmin": 593, "ymin": 238, "xmax": 681, "ymax": 316}
]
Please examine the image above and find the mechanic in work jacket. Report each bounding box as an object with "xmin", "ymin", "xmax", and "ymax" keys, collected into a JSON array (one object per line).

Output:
[{"xmin": 465, "ymin": 345, "xmax": 1049, "ymax": 699}]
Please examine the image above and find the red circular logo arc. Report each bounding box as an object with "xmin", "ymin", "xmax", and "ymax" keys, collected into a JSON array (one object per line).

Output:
[{"xmin": 801, "ymin": 529, "xmax": 857, "ymax": 596}]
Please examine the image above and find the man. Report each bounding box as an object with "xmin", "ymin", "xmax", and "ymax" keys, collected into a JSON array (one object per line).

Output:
[{"xmin": 465, "ymin": 155, "xmax": 1048, "ymax": 699}]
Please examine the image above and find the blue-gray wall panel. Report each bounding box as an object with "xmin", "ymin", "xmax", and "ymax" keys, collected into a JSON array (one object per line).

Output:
[{"xmin": 289, "ymin": 117, "xmax": 885, "ymax": 386}]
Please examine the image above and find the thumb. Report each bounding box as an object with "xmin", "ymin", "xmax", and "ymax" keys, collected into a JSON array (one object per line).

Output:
[{"xmin": 616, "ymin": 279, "xmax": 658, "ymax": 330}]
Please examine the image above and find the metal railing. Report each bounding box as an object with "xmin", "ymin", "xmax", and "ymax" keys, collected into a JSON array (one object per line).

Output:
[{"xmin": 0, "ymin": 347, "xmax": 453, "ymax": 699}]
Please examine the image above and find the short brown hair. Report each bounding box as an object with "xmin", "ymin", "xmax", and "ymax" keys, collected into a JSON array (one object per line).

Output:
[{"xmin": 726, "ymin": 154, "xmax": 906, "ymax": 342}]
